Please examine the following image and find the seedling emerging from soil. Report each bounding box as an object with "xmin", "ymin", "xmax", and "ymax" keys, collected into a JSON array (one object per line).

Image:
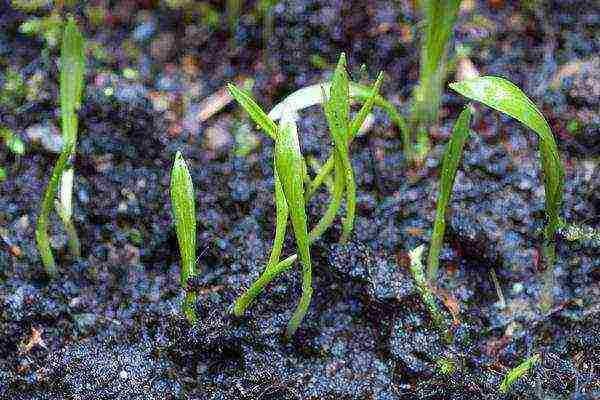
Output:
[
  {"xmin": 170, "ymin": 152, "xmax": 198, "ymax": 325},
  {"xmin": 409, "ymin": 245, "xmax": 451, "ymax": 343},
  {"xmin": 316, "ymin": 54, "xmax": 383, "ymax": 243},
  {"xmin": 499, "ymin": 354, "xmax": 540, "ymax": 394},
  {"xmin": 450, "ymin": 76, "xmax": 564, "ymax": 312},
  {"xmin": 228, "ymin": 63, "xmax": 383, "ymax": 334},
  {"xmin": 274, "ymin": 111, "xmax": 314, "ymax": 337},
  {"xmin": 35, "ymin": 17, "xmax": 85, "ymax": 276},
  {"xmin": 411, "ymin": 0, "xmax": 463, "ymax": 160},
  {"xmin": 427, "ymin": 106, "xmax": 471, "ymax": 282}
]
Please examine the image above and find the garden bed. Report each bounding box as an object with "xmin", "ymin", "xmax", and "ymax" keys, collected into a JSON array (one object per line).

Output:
[{"xmin": 0, "ymin": 1, "xmax": 598, "ymax": 398}]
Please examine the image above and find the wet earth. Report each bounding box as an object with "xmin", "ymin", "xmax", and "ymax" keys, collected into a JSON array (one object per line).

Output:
[{"xmin": 0, "ymin": 0, "xmax": 599, "ymax": 399}]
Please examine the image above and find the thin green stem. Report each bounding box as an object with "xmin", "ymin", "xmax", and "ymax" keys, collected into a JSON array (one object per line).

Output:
[
  {"xmin": 339, "ymin": 152, "xmax": 355, "ymax": 243},
  {"xmin": 305, "ymin": 156, "xmax": 334, "ymax": 200},
  {"xmin": 426, "ymin": 107, "xmax": 471, "ymax": 282},
  {"xmin": 308, "ymin": 154, "xmax": 345, "ymax": 242},
  {"xmin": 36, "ymin": 148, "xmax": 72, "ymax": 276},
  {"xmin": 234, "ymin": 173, "xmax": 289, "ymax": 316},
  {"xmin": 286, "ymin": 265, "xmax": 313, "ymax": 337},
  {"xmin": 410, "ymin": 245, "xmax": 452, "ymax": 344}
]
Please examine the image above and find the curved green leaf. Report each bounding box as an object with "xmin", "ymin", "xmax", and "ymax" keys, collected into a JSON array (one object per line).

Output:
[
  {"xmin": 449, "ymin": 76, "xmax": 563, "ymax": 244},
  {"xmin": 36, "ymin": 17, "xmax": 85, "ymax": 276},
  {"xmin": 450, "ymin": 76, "xmax": 564, "ymax": 311},
  {"xmin": 227, "ymin": 83, "xmax": 277, "ymax": 140}
]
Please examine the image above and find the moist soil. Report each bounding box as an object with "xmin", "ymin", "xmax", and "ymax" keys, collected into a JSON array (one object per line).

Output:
[{"xmin": 0, "ymin": 1, "xmax": 599, "ymax": 399}]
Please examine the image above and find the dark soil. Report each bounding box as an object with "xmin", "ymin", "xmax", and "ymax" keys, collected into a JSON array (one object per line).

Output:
[{"xmin": 1, "ymin": 0, "xmax": 599, "ymax": 399}]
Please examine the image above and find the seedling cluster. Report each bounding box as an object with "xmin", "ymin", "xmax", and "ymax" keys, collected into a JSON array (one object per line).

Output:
[{"xmin": 27, "ymin": 12, "xmax": 566, "ymax": 391}]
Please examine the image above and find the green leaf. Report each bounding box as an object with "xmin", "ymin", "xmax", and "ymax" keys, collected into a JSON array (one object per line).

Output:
[
  {"xmin": 427, "ymin": 106, "xmax": 471, "ymax": 282},
  {"xmin": 274, "ymin": 110, "xmax": 313, "ymax": 336},
  {"xmin": 450, "ymin": 76, "xmax": 564, "ymax": 311},
  {"xmin": 170, "ymin": 151, "xmax": 198, "ymax": 324},
  {"xmin": 227, "ymin": 83, "xmax": 277, "ymax": 140},
  {"xmin": 349, "ymin": 71, "xmax": 384, "ymax": 139},
  {"xmin": 0, "ymin": 166, "xmax": 6, "ymax": 181},
  {"xmin": 412, "ymin": 0, "xmax": 462, "ymax": 127},
  {"xmin": 499, "ymin": 354, "xmax": 540, "ymax": 394},
  {"xmin": 449, "ymin": 76, "xmax": 563, "ymax": 249},
  {"xmin": 60, "ymin": 17, "xmax": 86, "ymax": 150},
  {"xmin": 328, "ymin": 53, "xmax": 350, "ymax": 141},
  {"xmin": 268, "ymin": 77, "xmax": 412, "ymax": 169},
  {"xmin": 323, "ymin": 64, "xmax": 356, "ymax": 243}
]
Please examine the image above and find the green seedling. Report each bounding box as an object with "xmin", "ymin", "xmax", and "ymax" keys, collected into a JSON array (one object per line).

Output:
[
  {"xmin": 35, "ymin": 17, "xmax": 85, "ymax": 276},
  {"xmin": 170, "ymin": 152, "xmax": 199, "ymax": 325},
  {"xmin": 274, "ymin": 111, "xmax": 313, "ymax": 337},
  {"xmin": 228, "ymin": 62, "xmax": 384, "ymax": 333},
  {"xmin": 411, "ymin": 0, "xmax": 463, "ymax": 160},
  {"xmin": 450, "ymin": 76, "xmax": 564, "ymax": 312},
  {"xmin": 499, "ymin": 354, "xmax": 540, "ymax": 394},
  {"xmin": 0, "ymin": 167, "xmax": 6, "ymax": 182},
  {"xmin": 409, "ymin": 245, "xmax": 451, "ymax": 343},
  {"xmin": 427, "ymin": 106, "xmax": 471, "ymax": 282},
  {"xmin": 225, "ymin": 95, "xmax": 313, "ymax": 335}
]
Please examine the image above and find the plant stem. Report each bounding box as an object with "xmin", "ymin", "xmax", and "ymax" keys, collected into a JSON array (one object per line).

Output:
[
  {"xmin": 234, "ymin": 172, "xmax": 289, "ymax": 316},
  {"xmin": 410, "ymin": 245, "xmax": 452, "ymax": 344},
  {"xmin": 308, "ymin": 154, "xmax": 345, "ymax": 242},
  {"xmin": 305, "ymin": 156, "xmax": 334, "ymax": 200},
  {"xmin": 36, "ymin": 149, "xmax": 72, "ymax": 276},
  {"xmin": 427, "ymin": 107, "xmax": 471, "ymax": 282},
  {"xmin": 411, "ymin": 0, "xmax": 462, "ymax": 161}
]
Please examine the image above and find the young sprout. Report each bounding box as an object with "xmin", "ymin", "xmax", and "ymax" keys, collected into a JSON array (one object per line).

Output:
[
  {"xmin": 427, "ymin": 106, "xmax": 472, "ymax": 282},
  {"xmin": 54, "ymin": 167, "xmax": 80, "ymax": 258},
  {"xmin": 170, "ymin": 151, "xmax": 198, "ymax": 325},
  {"xmin": 275, "ymin": 110, "xmax": 313, "ymax": 337},
  {"xmin": 499, "ymin": 354, "xmax": 540, "ymax": 394},
  {"xmin": 227, "ymin": 62, "xmax": 383, "ymax": 334},
  {"xmin": 411, "ymin": 0, "xmax": 463, "ymax": 161},
  {"xmin": 35, "ymin": 17, "xmax": 85, "ymax": 276},
  {"xmin": 449, "ymin": 76, "xmax": 564, "ymax": 312},
  {"xmin": 409, "ymin": 245, "xmax": 451, "ymax": 343}
]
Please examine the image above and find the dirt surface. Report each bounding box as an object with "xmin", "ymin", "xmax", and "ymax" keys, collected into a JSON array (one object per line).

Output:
[{"xmin": 0, "ymin": 0, "xmax": 599, "ymax": 399}]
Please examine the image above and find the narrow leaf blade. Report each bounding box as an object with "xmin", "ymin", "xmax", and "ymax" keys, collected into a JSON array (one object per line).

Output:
[
  {"xmin": 60, "ymin": 17, "xmax": 85, "ymax": 148},
  {"xmin": 449, "ymin": 76, "xmax": 563, "ymax": 239},
  {"xmin": 170, "ymin": 152, "xmax": 197, "ymax": 281},
  {"xmin": 350, "ymin": 71, "xmax": 384, "ymax": 139},
  {"xmin": 274, "ymin": 110, "xmax": 312, "ymax": 336},
  {"xmin": 227, "ymin": 83, "xmax": 277, "ymax": 140},
  {"xmin": 427, "ymin": 106, "xmax": 471, "ymax": 281}
]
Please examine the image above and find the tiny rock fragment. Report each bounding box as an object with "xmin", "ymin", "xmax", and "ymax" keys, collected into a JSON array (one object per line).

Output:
[{"xmin": 21, "ymin": 327, "xmax": 47, "ymax": 354}]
